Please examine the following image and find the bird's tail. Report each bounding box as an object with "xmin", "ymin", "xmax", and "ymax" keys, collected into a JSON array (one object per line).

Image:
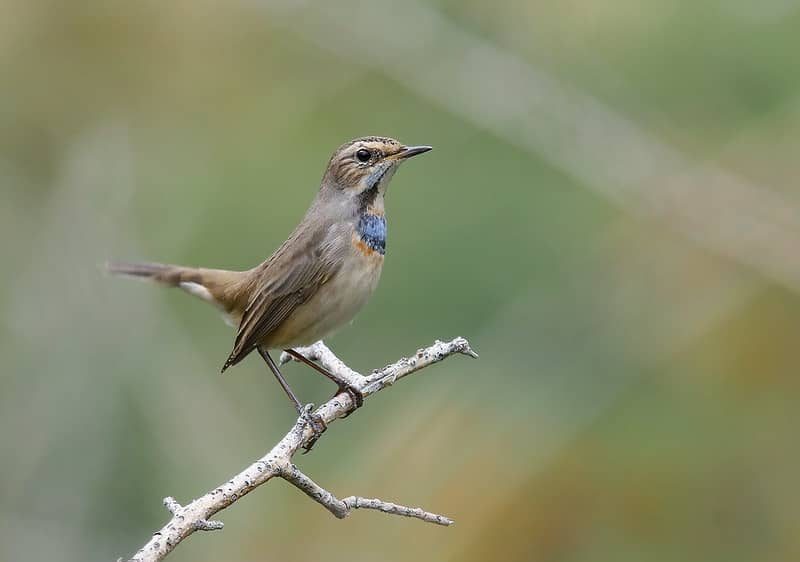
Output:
[
  {"xmin": 107, "ymin": 260, "xmax": 193, "ymax": 285},
  {"xmin": 106, "ymin": 260, "xmax": 244, "ymax": 310}
]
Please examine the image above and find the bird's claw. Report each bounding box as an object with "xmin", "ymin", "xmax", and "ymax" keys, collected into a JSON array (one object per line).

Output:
[
  {"xmin": 300, "ymin": 405, "xmax": 327, "ymax": 454},
  {"xmin": 336, "ymin": 384, "xmax": 364, "ymax": 418}
]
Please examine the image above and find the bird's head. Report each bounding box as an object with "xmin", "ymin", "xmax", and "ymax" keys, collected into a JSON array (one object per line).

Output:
[{"xmin": 321, "ymin": 136, "xmax": 432, "ymax": 205}]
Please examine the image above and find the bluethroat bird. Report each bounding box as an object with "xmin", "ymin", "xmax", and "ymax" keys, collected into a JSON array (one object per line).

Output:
[{"xmin": 108, "ymin": 136, "xmax": 432, "ymax": 446}]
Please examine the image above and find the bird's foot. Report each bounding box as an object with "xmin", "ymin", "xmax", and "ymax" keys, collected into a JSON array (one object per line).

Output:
[
  {"xmin": 299, "ymin": 404, "xmax": 327, "ymax": 454},
  {"xmin": 334, "ymin": 384, "xmax": 364, "ymax": 418}
]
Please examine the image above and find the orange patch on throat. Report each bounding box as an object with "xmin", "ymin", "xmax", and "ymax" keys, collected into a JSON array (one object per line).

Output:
[{"xmin": 352, "ymin": 234, "xmax": 384, "ymax": 259}]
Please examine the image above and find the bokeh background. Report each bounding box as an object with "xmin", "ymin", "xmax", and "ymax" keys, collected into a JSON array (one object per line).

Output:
[{"xmin": 2, "ymin": 1, "xmax": 800, "ymax": 561}]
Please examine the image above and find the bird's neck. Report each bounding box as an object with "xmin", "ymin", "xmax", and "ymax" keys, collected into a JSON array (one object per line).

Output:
[
  {"xmin": 356, "ymin": 182, "xmax": 385, "ymax": 214},
  {"xmin": 356, "ymin": 212, "xmax": 386, "ymax": 255},
  {"xmin": 354, "ymin": 184, "xmax": 387, "ymax": 255}
]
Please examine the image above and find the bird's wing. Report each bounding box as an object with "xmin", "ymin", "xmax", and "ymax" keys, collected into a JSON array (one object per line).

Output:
[{"xmin": 221, "ymin": 227, "xmax": 338, "ymax": 371}]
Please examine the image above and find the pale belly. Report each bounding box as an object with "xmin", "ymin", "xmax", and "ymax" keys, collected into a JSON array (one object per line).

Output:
[{"xmin": 258, "ymin": 249, "xmax": 383, "ymax": 349}]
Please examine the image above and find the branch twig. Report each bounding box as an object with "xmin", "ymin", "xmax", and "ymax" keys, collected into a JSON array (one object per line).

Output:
[
  {"xmin": 281, "ymin": 463, "xmax": 454, "ymax": 525},
  {"xmin": 126, "ymin": 337, "xmax": 476, "ymax": 562}
]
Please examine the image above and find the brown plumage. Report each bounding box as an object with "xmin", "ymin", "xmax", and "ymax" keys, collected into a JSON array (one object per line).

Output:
[{"xmin": 108, "ymin": 137, "xmax": 432, "ymax": 378}]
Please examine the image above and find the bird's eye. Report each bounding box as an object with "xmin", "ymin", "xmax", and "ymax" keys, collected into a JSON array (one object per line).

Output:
[{"xmin": 355, "ymin": 149, "xmax": 371, "ymax": 163}]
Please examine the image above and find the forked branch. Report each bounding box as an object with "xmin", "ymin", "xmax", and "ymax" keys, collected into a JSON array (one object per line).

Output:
[{"xmin": 126, "ymin": 337, "xmax": 476, "ymax": 562}]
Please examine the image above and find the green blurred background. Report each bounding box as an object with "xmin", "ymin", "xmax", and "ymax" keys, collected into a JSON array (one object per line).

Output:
[{"xmin": 2, "ymin": 1, "xmax": 800, "ymax": 561}]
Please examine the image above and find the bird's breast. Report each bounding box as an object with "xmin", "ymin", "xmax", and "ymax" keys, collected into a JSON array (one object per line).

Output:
[{"xmin": 258, "ymin": 220, "xmax": 385, "ymax": 349}]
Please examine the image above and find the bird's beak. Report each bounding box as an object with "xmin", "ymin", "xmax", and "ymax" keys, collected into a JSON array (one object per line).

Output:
[{"xmin": 394, "ymin": 145, "xmax": 433, "ymax": 160}]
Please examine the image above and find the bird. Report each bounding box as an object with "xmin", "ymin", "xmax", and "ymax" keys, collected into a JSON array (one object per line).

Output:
[{"xmin": 108, "ymin": 136, "xmax": 432, "ymax": 446}]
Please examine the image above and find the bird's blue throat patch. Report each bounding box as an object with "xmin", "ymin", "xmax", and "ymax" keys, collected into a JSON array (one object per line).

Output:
[{"xmin": 356, "ymin": 214, "xmax": 386, "ymax": 255}]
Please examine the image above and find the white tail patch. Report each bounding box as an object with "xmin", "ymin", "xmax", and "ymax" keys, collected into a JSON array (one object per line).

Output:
[
  {"xmin": 179, "ymin": 281, "xmax": 215, "ymax": 304},
  {"xmin": 179, "ymin": 281, "xmax": 238, "ymax": 329}
]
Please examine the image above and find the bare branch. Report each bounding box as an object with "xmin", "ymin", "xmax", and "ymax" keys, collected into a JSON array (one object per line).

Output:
[
  {"xmin": 281, "ymin": 463, "xmax": 453, "ymax": 526},
  {"xmin": 162, "ymin": 497, "xmax": 224, "ymax": 531},
  {"xmin": 162, "ymin": 497, "xmax": 181, "ymax": 516},
  {"xmin": 279, "ymin": 341, "xmax": 364, "ymax": 389},
  {"xmin": 341, "ymin": 496, "xmax": 454, "ymax": 526},
  {"xmin": 126, "ymin": 337, "xmax": 475, "ymax": 562}
]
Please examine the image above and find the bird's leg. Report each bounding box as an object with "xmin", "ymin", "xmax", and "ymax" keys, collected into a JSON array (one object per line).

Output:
[
  {"xmin": 257, "ymin": 346, "xmax": 326, "ymax": 452},
  {"xmin": 257, "ymin": 346, "xmax": 305, "ymax": 411},
  {"xmin": 283, "ymin": 348, "xmax": 365, "ymax": 415}
]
